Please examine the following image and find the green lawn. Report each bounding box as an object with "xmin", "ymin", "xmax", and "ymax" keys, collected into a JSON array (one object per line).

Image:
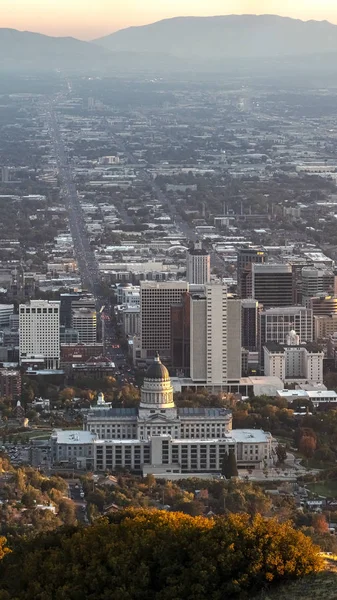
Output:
[
  {"xmin": 307, "ymin": 480, "xmax": 337, "ymax": 498},
  {"xmin": 254, "ymin": 572, "xmax": 337, "ymax": 600}
]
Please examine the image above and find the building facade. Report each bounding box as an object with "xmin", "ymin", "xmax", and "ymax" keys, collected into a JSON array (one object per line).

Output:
[
  {"xmin": 186, "ymin": 242, "xmax": 211, "ymax": 285},
  {"xmin": 237, "ymin": 246, "xmax": 267, "ymax": 298},
  {"xmin": 301, "ymin": 267, "xmax": 335, "ymax": 307},
  {"xmin": 140, "ymin": 281, "xmax": 188, "ymax": 361},
  {"xmin": 51, "ymin": 355, "xmax": 272, "ymax": 475},
  {"xmin": 264, "ymin": 340, "xmax": 324, "ymax": 384},
  {"xmin": 259, "ymin": 306, "xmax": 313, "ymax": 353},
  {"xmin": 19, "ymin": 300, "xmax": 60, "ymax": 369},
  {"xmin": 190, "ymin": 284, "xmax": 242, "ymax": 387},
  {"xmin": 252, "ymin": 264, "xmax": 294, "ymax": 308},
  {"xmin": 72, "ymin": 308, "xmax": 97, "ymax": 344}
]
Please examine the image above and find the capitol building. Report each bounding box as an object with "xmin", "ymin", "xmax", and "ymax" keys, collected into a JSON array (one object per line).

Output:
[{"xmin": 51, "ymin": 354, "xmax": 272, "ymax": 476}]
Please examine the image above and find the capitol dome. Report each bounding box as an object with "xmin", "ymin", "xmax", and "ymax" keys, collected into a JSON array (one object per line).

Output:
[
  {"xmin": 145, "ymin": 353, "xmax": 170, "ymax": 381},
  {"xmin": 140, "ymin": 353, "xmax": 175, "ymax": 410}
]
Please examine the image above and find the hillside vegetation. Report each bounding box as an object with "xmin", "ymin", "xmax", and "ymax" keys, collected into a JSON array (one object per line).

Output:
[{"xmin": 0, "ymin": 509, "xmax": 322, "ymax": 600}]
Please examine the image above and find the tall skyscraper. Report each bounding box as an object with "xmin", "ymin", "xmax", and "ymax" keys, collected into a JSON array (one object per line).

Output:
[
  {"xmin": 72, "ymin": 308, "xmax": 97, "ymax": 344},
  {"xmin": 252, "ymin": 264, "xmax": 294, "ymax": 308},
  {"xmin": 241, "ymin": 299, "xmax": 260, "ymax": 351},
  {"xmin": 186, "ymin": 241, "xmax": 211, "ymax": 285},
  {"xmin": 19, "ymin": 300, "xmax": 60, "ymax": 369},
  {"xmin": 60, "ymin": 292, "xmax": 88, "ymax": 328},
  {"xmin": 0, "ymin": 304, "xmax": 14, "ymax": 328},
  {"xmin": 140, "ymin": 281, "xmax": 188, "ymax": 360},
  {"xmin": 190, "ymin": 283, "xmax": 241, "ymax": 387},
  {"xmin": 170, "ymin": 291, "xmax": 191, "ymax": 375},
  {"xmin": 237, "ymin": 246, "xmax": 267, "ymax": 298},
  {"xmin": 301, "ymin": 267, "xmax": 335, "ymax": 306},
  {"xmin": 309, "ymin": 296, "xmax": 337, "ymax": 317},
  {"xmin": 259, "ymin": 306, "xmax": 313, "ymax": 351}
]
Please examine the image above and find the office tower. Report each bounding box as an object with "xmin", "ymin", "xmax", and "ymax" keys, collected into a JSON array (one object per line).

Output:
[
  {"xmin": 122, "ymin": 306, "xmax": 140, "ymax": 336},
  {"xmin": 259, "ymin": 306, "xmax": 313, "ymax": 351},
  {"xmin": 60, "ymin": 293, "xmax": 87, "ymax": 328},
  {"xmin": 314, "ymin": 314, "xmax": 337, "ymax": 340},
  {"xmin": 60, "ymin": 326, "xmax": 79, "ymax": 345},
  {"xmin": 140, "ymin": 281, "xmax": 188, "ymax": 361},
  {"xmin": 301, "ymin": 267, "xmax": 335, "ymax": 306},
  {"xmin": 0, "ymin": 304, "xmax": 14, "ymax": 328},
  {"xmin": 308, "ymin": 296, "xmax": 337, "ymax": 317},
  {"xmin": 241, "ymin": 299, "xmax": 260, "ymax": 351},
  {"xmin": 72, "ymin": 308, "xmax": 97, "ymax": 344},
  {"xmin": 237, "ymin": 246, "xmax": 267, "ymax": 298},
  {"xmin": 190, "ymin": 283, "xmax": 241, "ymax": 387},
  {"xmin": 186, "ymin": 241, "xmax": 210, "ymax": 285},
  {"xmin": 171, "ymin": 291, "xmax": 191, "ymax": 375},
  {"xmin": 19, "ymin": 300, "xmax": 60, "ymax": 369},
  {"xmin": 1, "ymin": 167, "xmax": 9, "ymax": 183},
  {"xmin": 252, "ymin": 264, "xmax": 294, "ymax": 308},
  {"xmin": 0, "ymin": 369, "xmax": 21, "ymax": 402}
]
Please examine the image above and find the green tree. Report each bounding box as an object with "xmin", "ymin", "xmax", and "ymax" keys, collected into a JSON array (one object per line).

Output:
[
  {"xmin": 276, "ymin": 444, "xmax": 287, "ymax": 464},
  {"xmin": 221, "ymin": 449, "xmax": 238, "ymax": 479}
]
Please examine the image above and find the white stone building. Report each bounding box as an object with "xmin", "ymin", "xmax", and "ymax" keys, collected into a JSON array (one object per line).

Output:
[
  {"xmin": 51, "ymin": 355, "xmax": 272, "ymax": 475},
  {"xmin": 264, "ymin": 338, "xmax": 324, "ymax": 385},
  {"xmin": 19, "ymin": 300, "xmax": 60, "ymax": 369}
]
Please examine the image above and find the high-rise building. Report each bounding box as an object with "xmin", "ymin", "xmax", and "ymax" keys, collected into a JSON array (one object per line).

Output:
[
  {"xmin": 252, "ymin": 264, "xmax": 294, "ymax": 308},
  {"xmin": 60, "ymin": 293, "xmax": 87, "ymax": 328},
  {"xmin": 186, "ymin": 242, "xmax": 211, "ymax": 285},
  {"xmin": 314, "ymin": 314, "xmax": 337, "ymax": 340},
  {"xmin": 19, "ymin": 300, "xmax": 60, "ymax": 369},
  {"xmin": 190, "ymin": 283, "xmax": 241, "ymax": 387},
  {"xmin": 301, "ymin": 267, "xmax": 335, "ymax": 306},
  {"xmin": 241, "ymin": 299, "xmax": 260, "ymax": 350},
  {"xmin": 237, "ymin": 246, "xmax": 267, "ymax": 298},
  {"xmin": 72, "ymin": 308, "xmax": 97, "ymax": 344},
  {"xmin": 140, "ymin": 281, "xmax": 188, "ymax": 361},
  {"xmin": 0, "ymin": 304, "xmax": 14, "ymax": 328},
  {"xmin": 308, "ymin": 296, "xmax": 337, "ymax": 317},
  {"xmin": 171, "ymin": 291, "xmax": 191, "ymax": 376},
  {"xmin": 0, "ymin": 369, "xmax": 21, "ymax": 402},
  {"xmin": 259, "ymin": 306, "xmax": 313, "ymax": 351}
]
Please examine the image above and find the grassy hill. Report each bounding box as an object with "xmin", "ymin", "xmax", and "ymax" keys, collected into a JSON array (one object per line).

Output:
[{"xmin": 255, "ymin": 557, "xmax": 337, "ymax": 599}]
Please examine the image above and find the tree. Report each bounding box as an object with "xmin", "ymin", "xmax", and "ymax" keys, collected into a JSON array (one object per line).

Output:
[
  {"xmin": 276, "ymin": 444, "xmax": 287, "ymax": 464},
  {"xmin": 299, "ymin": 435, "xmax": 317, "ymax": 458},
  {"xmin": 0, "ymin": 509, "xmax": 323, "ymax": 600},
  {"xmin": 221, "ymin": 449, "xmax": 238, "ymax": 479},
  {"xmin": 312, "ymin": 514, "xmax": 329, "ymax": 534}
]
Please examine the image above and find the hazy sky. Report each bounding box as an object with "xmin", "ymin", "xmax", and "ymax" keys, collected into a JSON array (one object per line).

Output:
[{"xmin": 2, "ymin": 0, "xmax": 337, "ymax": 39}]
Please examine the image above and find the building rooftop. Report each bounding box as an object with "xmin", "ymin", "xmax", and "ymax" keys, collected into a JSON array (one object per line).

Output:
[
  {"xmin": 230, "ymin": 429, "xmax": 272, "ymax": 443},
  {"xmin": 51, "ymin": 430, "xmax": 96, "ymax": 444},
  {"xmin": 178, "ymin": 407, "xmax": 231, "ymax": 418}
]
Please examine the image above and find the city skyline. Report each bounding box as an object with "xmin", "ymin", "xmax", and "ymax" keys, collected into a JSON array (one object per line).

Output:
[{"xmin": 2, "ymin": 0, "xmax": 337, "ymax": 40}]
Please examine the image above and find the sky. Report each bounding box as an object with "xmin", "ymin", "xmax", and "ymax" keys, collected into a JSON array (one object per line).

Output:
[{"xmin": 2, "ymin": 0, "xmax": 337, "ymax": 40}]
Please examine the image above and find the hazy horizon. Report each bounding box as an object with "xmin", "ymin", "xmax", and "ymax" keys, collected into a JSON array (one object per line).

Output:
[{"xmin": 2, "ymin": 0, "xmax": 337, "ymax": 40}]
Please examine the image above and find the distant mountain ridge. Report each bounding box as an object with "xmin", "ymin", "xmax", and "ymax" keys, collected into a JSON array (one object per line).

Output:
[
  {"xmin": 0, "ymin": 28, "xmax": 110, "ymax": 71},
  {"xmin": 3, "ymin": 15, "xmax": 337, "ymax": 74},
  {"xmin": 94, "ymin": 14, "xmax": 337, "ymax": 59}
]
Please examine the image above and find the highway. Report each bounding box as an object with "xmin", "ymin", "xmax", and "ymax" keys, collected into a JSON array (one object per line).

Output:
[{"xmin": 46, "ymin": 103, "xmax": 102, "ymax": 304}]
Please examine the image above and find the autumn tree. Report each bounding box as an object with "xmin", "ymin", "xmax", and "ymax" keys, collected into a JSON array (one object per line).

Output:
[
  {"xmin": 0, "ymin": 509, "xmax": 322, "ymax": 600},
  {"xmin": 299, "ymin": 435, "xmax": 317, "ymax": 458}
]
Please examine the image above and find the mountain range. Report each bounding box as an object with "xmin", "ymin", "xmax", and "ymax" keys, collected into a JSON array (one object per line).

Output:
[{"xmin": 2, "ymin": 15, "xmax": 337, "ymax": 74}]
